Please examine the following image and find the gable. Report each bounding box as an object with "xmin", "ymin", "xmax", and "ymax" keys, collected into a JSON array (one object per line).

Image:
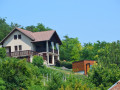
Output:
[
  {"xmin": 49, "ymin": 31, "xmax": 62, "ymax": 45},
  {"xmin": 0, "ymin": 28, "xmax": 34, "ymax": 44}
]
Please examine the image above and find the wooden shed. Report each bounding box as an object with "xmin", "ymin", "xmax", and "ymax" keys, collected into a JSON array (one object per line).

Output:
[{"xmin": 72, "ymin": 60, "xmax": 96, "ymax": 75}]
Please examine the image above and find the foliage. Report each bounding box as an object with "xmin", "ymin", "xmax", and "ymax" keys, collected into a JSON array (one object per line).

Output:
[
  {"xmin": 60, "ymin": 35, "xmax": 82, "ymax": 62},
  {"xmin": 59, "ymin": 61, "xmax": 72, "ymax": 69},
  {"xmin": 0, "ymin": 18, "xmax": 23, "ymax": 41},
  {"xmin": 0, "ymin": 17, "xmax": 52, "ymax": 42},
  {"xmin": 0, "ymin": 57, "xmax": 42, "ymax": 90},
  {"xmin": 48, "ymin": 72, "xmax": 64, "ymax": 90},
  {"xmin": 88, "ymin": 63, "xmax": 120, "ymax": 89},
  {"xmin": 33, "ymin": 56, "xmax": 44, "ymax": 67},
  {"xmin": 25, "ymin": 23, "xmax": 52, "ymax": 32},
  {"xmin": 0, "ymin": 77, "xmax": 6, "ymax": 90},
  {"xmin": 0, "ymin": 48, "xmax": 6, "ymax": 58}
]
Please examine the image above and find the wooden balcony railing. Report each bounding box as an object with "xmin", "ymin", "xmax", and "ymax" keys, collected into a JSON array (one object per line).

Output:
[{"xmin": 7, "ymin": 50, "xmax": 38, "ymax": 57}]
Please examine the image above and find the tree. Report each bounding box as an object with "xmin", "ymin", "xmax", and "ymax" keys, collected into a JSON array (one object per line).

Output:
[
  {"xmin": 60, "ymin": 35, "xmax": 82, "ymax": 62},
  {"xmin": 25, "ymin": 23, "xmax": 52, "ymax": 32},
  {"xmin": 88, "ymin": 63, "xmax": 120, "ymax": 89},
  {"xmin": 25, "ymin": 25, "xmax": 36, "ymax": 32},
  {"xmin": 0, "ymin": 18, "xmax": 11, "ymax": 41}
]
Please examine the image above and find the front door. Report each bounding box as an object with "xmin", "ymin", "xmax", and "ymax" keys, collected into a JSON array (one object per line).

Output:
[{"xmin": 86, "ymin": 63, "xmax": 90, "ymax": 74}]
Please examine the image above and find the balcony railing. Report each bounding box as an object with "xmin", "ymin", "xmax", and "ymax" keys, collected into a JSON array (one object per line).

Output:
[{"xmin": 7, "ymin": 50, "xmax": 38, "ymax": 57}]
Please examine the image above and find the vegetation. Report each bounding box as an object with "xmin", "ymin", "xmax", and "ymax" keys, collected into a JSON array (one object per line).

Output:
[
  {"xmin": 33, "ymin": 55, "xmax": 44, "ymax": 67},
  {"xmin": 0, "ymin": 57, "xmax": 42, "ymax": 90},
  {"xmin": 60, "ymin": 35, "xmax": 82, "ymax": 62},
  {"xmin": 0, "ymin": 18, "xmax": 52, "ymax": 42},
  {"xmin": 0, "ymin": 48, "xmax": 6, "ymax": 58},
  {"xmin": 1, "ymin": 17, "xmax": 120, "ymax": 89}
]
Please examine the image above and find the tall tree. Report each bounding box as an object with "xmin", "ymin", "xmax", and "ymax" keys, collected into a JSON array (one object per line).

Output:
[
  {"xmin": 25, "ymin": 23, "xmax": 52, "ymax": 32},
  {"xmin": 60, "ymin": 35, "xmax": 82, "ymax": 62}
]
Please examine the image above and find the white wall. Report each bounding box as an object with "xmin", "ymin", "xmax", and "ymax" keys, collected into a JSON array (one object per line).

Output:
[{"xmin": 3, "ymin": 31, "xmax": 35, "ymax": 52}]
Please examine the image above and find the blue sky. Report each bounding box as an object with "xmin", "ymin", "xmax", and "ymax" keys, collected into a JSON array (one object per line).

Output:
[{"xmin": 0, "ymin": 0, "xmax": 120, "ymax": 45}]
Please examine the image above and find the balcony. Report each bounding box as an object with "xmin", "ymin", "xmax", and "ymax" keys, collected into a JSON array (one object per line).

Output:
[{"xmin": 7, "ymin": 50, "xmax": 38, "ymax": 57}]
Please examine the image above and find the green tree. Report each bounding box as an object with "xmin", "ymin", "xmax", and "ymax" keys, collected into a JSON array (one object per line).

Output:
[
  {"xmin": 0, "ymin": 18, "xmax": 11, "ymax": 41},
  {"xmin": 25, "ymin": 25, "xmax": 36, "ymax": 32},
  {"xmin": 88, "ymin": 63, "xmax": 120, "ymax": 89},
  {"xmin": 26, "ymin": 23, "xmax": 52, "ymax": 32},
  {"xmin": 60, "ymin": 35, "xmax": 82, "ymax": 62}
]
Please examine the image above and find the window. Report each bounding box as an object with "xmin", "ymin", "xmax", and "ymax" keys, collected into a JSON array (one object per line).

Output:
[
  {"xmin": 14, "ymin": 35, "xmax": 17, "ymax": 39},
  {"xmin": 18, "ymin": 35, "xmax": 21, "ymax": 39},
  {"xmin": 19, "ymin": 45, "xmax": 22, "ymax": 50},
  {"xmin": 14, "ymin": 46, "xmax": 18, "ymax": 51}
]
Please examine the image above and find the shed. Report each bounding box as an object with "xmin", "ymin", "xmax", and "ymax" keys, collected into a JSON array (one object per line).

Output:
[{"xmin": 72, "ymin": 60, "xmax": 96, "ymax": 75}]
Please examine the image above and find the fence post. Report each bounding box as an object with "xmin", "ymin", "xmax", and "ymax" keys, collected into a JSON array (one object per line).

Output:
[
  {"xmin": 43, "ymin": 74, "xmax": 45, "ymax": 86},
  {"xmin": 47, "ymin": 73, "xmax": 48, "ymax": 82}
]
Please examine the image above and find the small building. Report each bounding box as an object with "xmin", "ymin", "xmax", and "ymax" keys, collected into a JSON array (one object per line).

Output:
[
  {"xmin": 108, "ymin": 80, "xmax": 120, "ymax": 90},
  {"xmin": 72, "ymin": 60, "xmax": 96, "ymax": 75}
]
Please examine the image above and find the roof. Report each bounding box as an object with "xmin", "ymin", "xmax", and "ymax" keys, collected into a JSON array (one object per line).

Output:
[
  {"xmin": 72, "ymin": 60, "xmax": 96, "ymax": 64},
  {"xmin": 108, "ymin": 80, "xmax": 120, "ymax": 90},
  {"xmin": 0, "ymin": 27, "xmax": 62, "ymax": 44}
]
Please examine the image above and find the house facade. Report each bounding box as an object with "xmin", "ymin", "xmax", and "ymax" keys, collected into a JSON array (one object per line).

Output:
[{"xmin": 0, "ymin": 27, "xmax": 62, "ymax": 65}]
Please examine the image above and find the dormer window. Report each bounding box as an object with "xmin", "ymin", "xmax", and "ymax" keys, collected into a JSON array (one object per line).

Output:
[
  {"xmin": 14, "ymin": 35, "xmax": 17, "ymax": 40},
  {"xmin": 18, "ymin": 35, "xmax": 21, "ymax": 39}
]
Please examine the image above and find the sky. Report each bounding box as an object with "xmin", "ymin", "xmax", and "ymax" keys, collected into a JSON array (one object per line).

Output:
[{"xmin": 0, "ymin": 0, "xmax": 120, "ymax": 45}]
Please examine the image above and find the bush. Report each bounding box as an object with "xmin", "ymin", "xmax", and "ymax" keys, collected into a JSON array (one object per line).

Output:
[
  {"xmin": 0, "ymin": 57, "xmax": 43, "ymax": 90},
  {"xmin": 59, "ymin": 61, "xmax": 72, "ymax": 69},
  {"xmin": 32, "ymin": 56, "xmax": 44, "ymax": 67},
  {"xmin": 0, "ymin": 77, "xmax": 6, "ymax": 90},
  {"xmin": 88, "ymin": 63, "xmax": 120, "ymax": 89},
  {"xmin": 0, "ymin": 48, "xmax": 6, "ymax": 58},
  {"xmin": 48, "ymin": 72, "xmax": 64, "ymax": 90}
]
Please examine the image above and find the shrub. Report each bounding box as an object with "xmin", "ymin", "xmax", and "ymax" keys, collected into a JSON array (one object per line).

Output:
[
  {"xmin": 47, "ymin": 72, "xmax": 64, "ymax": 90},
  {"xmin": 32, "ymin": 56, "xmax": 44, "ymax": 67},
  {"xmin": 59, "ymin": 61, "xmax": 72, "ymax": 69},
  {"xmin": 0, "ymin": 48, "xmax": 6, "ymax": 58},
  {"xmin": 0, "ymin": 77, "xmax": 6, "ymax": 90},
  {"xmin": 0, "ymin": 57, "xmax": 42, "ymax": 90},
  {"xmin": 88, "ymin": 63, "xmax": 120, "ymax": 89}
]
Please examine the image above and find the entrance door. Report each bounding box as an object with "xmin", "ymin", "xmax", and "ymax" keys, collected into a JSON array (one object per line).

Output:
[
  {"xmin": 49, "ymin": 55, "xmax": 52, "ymax": 64},
  {"xmin": 86, "ymin": 63, "xmax": 90, "ymax": 74}
]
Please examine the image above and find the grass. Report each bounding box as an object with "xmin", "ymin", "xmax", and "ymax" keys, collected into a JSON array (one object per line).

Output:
[{"xmin": 50, "ymin": 66, "xmax": 83, "ymax": 75}]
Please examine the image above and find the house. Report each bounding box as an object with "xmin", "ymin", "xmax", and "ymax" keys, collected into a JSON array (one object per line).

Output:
[
  {"xmin": 72, "ymin": 60, "xmax": 96, "ymax": 75},
  {"xmin": 0, "ymin": 27, "xmax": 62, "ymax": 65},
  {"xmin": 108, "ymin": 80, "xmax": 120, "ymax": 90}
]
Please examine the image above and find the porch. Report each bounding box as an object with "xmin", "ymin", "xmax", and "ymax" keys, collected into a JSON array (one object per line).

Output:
[{"xmin": 7, "ymin": 50, "xmax": 38, "ymax": 57}]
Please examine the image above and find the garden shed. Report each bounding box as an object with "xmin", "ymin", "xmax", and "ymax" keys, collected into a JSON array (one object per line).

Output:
[{"xmin": 72, "ymin": 60, "xmax": 96, "ymax": 75}]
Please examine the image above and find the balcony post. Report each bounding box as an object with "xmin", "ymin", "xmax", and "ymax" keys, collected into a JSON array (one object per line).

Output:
[
  {"xmin": 30, "ymin": 55, "xmax": 33, "ymax": 62},
  {"xmin": 57, "ymin": 44, "xmax": 60, "ymax": 60},
  {"xmin": 46, "ymin": 41, "xmax": 49, "ymax": 65},
  {"xmin": 51, "ymin": 42, "xmax": 54, "ymax": 64}
]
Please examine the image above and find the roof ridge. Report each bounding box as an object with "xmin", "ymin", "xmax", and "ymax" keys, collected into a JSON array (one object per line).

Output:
[{"xmin": 33, "ymin": 30, "xmax": 55, "ymax": 33}]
